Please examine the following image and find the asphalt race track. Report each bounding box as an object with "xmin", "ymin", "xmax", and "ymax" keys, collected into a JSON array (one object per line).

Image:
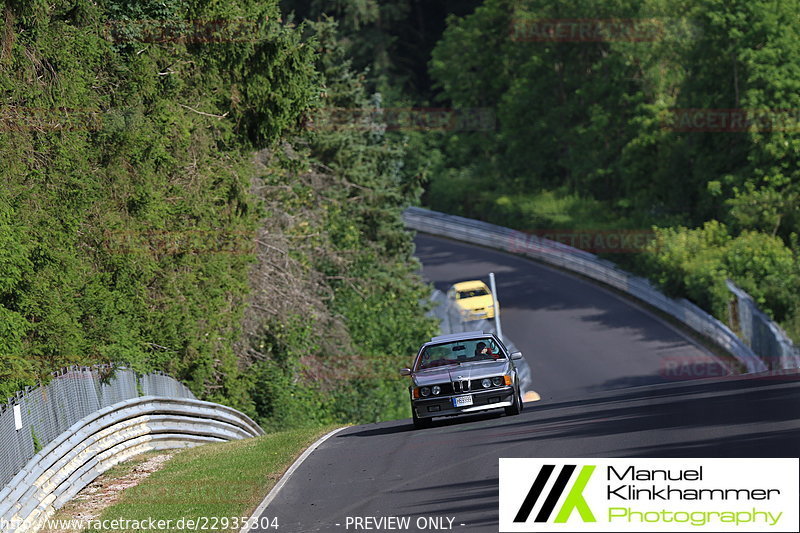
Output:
[
  {"xmin": 255, "ymin": 233, "xmax": 800, "ymax": 533},
  {"xmin": 411, "ymin": 234, "xmax": 728, "ymax": 400}
]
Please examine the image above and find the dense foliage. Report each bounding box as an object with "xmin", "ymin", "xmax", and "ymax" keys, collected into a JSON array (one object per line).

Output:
[
  {"xmin": 241, "ymin": 19, "xmax": 437, "ymax": 428},
  {"xmin": 0, "ymin": 0, "xmax": 436, "ymax": 426},
  {"xmin": 424, "ymin": 0, "xmax": 800, "ymax": 342},
  {"xmin": 280, "ymin": 0, "xmax": 482, "ymax": 99},
  {"xmin": 5, "ymin": 0, "xmax": 799, "ymax": 419},
  {"xmin": 0, "ymin": 0, "xmax": 316, "ymax": 401}
]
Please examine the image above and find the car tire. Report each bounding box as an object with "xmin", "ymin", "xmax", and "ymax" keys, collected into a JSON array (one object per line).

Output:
[
  {"xmin": 412, "ymin": 407, "xmax": 432, "ymax": 429},
  {"xmin": 505, "ymin": 386, "xmax": 522, "ymax": 416}
]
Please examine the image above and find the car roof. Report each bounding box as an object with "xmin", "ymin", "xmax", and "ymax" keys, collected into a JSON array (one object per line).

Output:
[
  {"xmin": 451, "ymin": 280, "xmax": 490, "ymax": 291},
  {"xmin": 428, "ymin": 330, "xmax": 494, "ymax": 344}
]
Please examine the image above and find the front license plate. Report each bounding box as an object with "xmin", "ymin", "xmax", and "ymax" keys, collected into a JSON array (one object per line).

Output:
[{"xmin": 453, "ymin": 395, "xmax": 473, "ymax": 407}]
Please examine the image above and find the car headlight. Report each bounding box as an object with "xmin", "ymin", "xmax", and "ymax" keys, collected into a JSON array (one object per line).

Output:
[
  {"xmin": 420, "ymin": 387, "xmax": 431, "ymax": 397},
  {"xmin": 481, "ymin": 378, "xmax": 492, "ymax": 389},
  {"xmin": 492, "ymin": 376, "xmax": 504, "ymax": 386},
  {"xmin": 432, "ymin": 385, "xmax": 441, "ymax": 395}
]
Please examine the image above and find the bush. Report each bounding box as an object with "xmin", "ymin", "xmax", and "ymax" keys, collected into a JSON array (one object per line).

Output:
[{"xmin": 644, "ymin": 221, "xmax": 800, "ymax": 324}]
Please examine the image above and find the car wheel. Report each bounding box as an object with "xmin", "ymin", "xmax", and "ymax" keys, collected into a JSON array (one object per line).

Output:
[
  {"xmin": 505, "ymin": 386, "xmax": 522, "ymax": 416},
  {"xmin": 412, "ymin": 407, "xmax": 432, "ymax": 429}
]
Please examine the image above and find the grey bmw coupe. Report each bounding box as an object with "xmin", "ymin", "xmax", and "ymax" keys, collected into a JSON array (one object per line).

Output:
[{"xmin": 400, "ymin": 331, "xmax": 524, "ymax": 429}]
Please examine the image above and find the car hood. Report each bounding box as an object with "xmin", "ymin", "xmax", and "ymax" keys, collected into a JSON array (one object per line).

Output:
[
  {"xmin": 413, "ymin": 360, "xmax": 511, "ymax": 386},
  {"xmin": 455, "ymin": 295, "xmax": 494, "ymax": 310}
]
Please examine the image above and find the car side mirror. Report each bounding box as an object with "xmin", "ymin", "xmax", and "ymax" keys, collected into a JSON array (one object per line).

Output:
[
  {"xmin": 510, "ymin": 351, "xmax": 523, "ymax": 360},
  {"xmin": 400, "ymin": 368, "xmax": 412, "ymax": 376}
]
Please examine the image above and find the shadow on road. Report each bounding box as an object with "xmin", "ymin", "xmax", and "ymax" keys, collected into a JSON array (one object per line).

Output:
[
  {"xmin": 625, "ymin": 428, "xmax": 800, "ymax": 457},
  {"xmin": 342, "ymin": 411, "xmax": 505, "ymax": 438},
  {"xmin": 343, "ymin": 373, "xmax": 800, "ymax": 456},
  {"xmin": 453, "ymin": 374, "xmax": 800, "ymax": 457}
]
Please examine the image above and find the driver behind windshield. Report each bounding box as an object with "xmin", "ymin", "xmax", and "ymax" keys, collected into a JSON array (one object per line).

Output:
[{"xmin": 475, "ymin": 341, "xmax": 499, "ymax": 359}]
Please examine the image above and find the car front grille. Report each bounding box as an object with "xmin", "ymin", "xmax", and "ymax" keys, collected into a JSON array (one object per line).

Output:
[
  {"xmin": 418, "ymin": 378, "xmax": 508, "ymax": 398},
  {"xmin": 452, "ymin": 379, "xmax": 471, "ymax": 393}
]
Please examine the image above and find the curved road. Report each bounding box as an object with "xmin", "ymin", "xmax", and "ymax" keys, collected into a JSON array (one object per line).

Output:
[
  {"xmin": 255, "ymin": 233, "xmax": 800, "ymax": 533},
  {"xmin": 413, "ymin": 234, "xmax": 726, "ymax": 400}
]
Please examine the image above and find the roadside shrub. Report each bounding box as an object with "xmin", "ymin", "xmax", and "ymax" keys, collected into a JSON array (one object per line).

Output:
[{"xmin": 644, "ymin": 221, "xmax": 800, "ymax": 323}]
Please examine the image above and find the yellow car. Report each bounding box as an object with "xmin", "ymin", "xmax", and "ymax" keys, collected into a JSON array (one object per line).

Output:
[{"xmin": 448, "ymin": 280, "xmax": 495, "ymax": 321}]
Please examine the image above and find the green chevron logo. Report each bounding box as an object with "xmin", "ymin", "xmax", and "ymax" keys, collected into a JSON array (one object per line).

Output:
[{"xmin": 514, "ymin": 464, "xmax": 597, "ymax": 523}]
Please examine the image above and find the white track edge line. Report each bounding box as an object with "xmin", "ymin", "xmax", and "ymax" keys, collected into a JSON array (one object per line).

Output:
[{"xmin": 240, "ymin": 426, "xmax": 349, "ymax": 532}]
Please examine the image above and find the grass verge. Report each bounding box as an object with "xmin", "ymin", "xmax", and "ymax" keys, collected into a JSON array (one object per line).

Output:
[{"xmin": 69, "ymin": 425, "xmax": 340, "ymax": 533}]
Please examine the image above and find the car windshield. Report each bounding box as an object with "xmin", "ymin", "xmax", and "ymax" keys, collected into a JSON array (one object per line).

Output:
[
  {"xmin": 458, "ymin": 288, "xmax": 488, "ymax": 299},
  {"xmin": 416, "ymin": 338, "xmax": 505, "ymax": 370}
]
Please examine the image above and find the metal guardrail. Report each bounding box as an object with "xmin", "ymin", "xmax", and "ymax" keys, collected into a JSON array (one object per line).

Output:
[
  {"xmin": 0, "ymin": 367, "xmax": 194, "ymax": 489},
  {"xmin": 0, "ymin": 368, "xmax": 263, "ymax": 533},
  {"xmin": 406, "ymin": 207, "xmax": 768, "ymax": 373},
  {"xmin": 727, "ymin": 281, "xmax": 800, "ymax": 370}
]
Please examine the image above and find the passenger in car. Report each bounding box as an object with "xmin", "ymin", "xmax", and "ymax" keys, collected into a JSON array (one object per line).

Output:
[{"xmin": 475, "ymin": 342, "xmax": 499, "ymax": 359}]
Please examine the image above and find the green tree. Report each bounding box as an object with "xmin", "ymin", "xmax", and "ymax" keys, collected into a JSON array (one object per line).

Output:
[{"xmin": 0, "ymin": 0, "xmax": 317, "ymax": 408}]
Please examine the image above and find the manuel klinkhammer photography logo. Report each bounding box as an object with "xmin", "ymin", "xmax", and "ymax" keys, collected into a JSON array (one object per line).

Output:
[
  {"xmin": 514, "ymin": 464, "xmax": 596, "ymax": 524},
  {"xmin": 499, "ymin": 458, "xmax": 799, "ymax": 532}
]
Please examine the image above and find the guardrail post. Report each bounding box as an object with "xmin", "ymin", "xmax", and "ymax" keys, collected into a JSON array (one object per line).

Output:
[{"xmin": 489, "ymin": 272, "xmax": 503, "ymax": 341}]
